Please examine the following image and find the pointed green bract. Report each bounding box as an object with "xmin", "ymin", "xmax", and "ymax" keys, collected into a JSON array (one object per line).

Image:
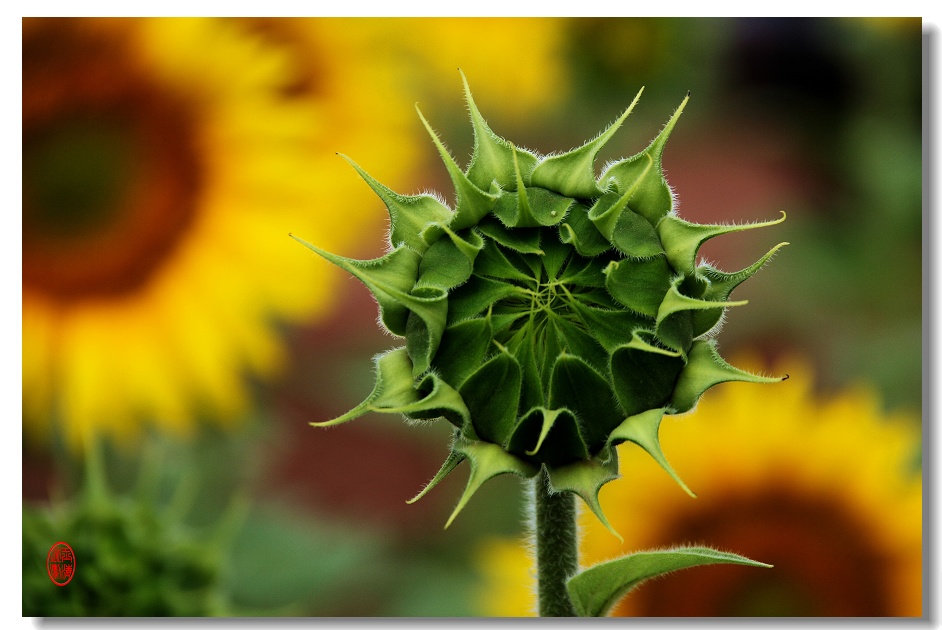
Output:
[
  {"xmin": 310, "ymin": 348, "xmax": 469, "ymax": 428},
  {"xmin": 445, "ymin": 436, "xmax": 539, "ymax": 528},
  {"xmin": 546, "ymin": 447, "xmax": 622, "ymax": 540},
  {"xmin": 416, "ymin": 105, "xmax": 497, "ymax": 231},
  {"xmin": 296, "ymin": 77, "xmax": 784, "ymax": 530},
  {"xmin": 339, "ymin": 154, "xmax": 452, "ymax": 254},
  {"xmin": 607, "ymin": 408, "xmax": 694, "ymax": 497},
  {"xmin": 598, "ymin": 92, "xmax": 689, "ymax": 225},
  {"xmin": 567, "ymin": 546, "xmax": 772, "ymax": 617},
  {"xmin": 672, "ymin": 340, "xmax": 786, "ymax": 413},
  {"xmin": 658, "ymin": 211, "xmax": 787, "ymax": 275},
  {"xmin": 530, "ymin": 88, "xmax": 643, "ymax": 198}
]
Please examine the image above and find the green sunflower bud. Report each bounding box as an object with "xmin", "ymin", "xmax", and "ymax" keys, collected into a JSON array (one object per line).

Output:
[{"xmin": 294, "ymin": 72, "xmax": 787, "ymax": 533}]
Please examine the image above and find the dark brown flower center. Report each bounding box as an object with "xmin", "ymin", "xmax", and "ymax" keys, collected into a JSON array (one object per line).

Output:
[
  {"xmin": 23, "ymin": 19, "xmax": 202, "ymax": 303},
  {"xmin": 612, "ymin": 486, "xmax": 896, "ymax": 616}
]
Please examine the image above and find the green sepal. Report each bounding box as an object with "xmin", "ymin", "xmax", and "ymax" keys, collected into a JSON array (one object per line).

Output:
[
  {"xmin": 408, "ymin": 372, "xmax": 472, "ymax": 428},
  {"xmin": 476, "ymin": 217, "xmax": 544, "ymax": 254},
  {"xmin": 445, "ymin": 435, "xmax": 539, "ymax": 528},
  {"xmin": 406, "ymin": 446, "xmax": 465, "ymax": 504},
  {"xmin": 491, "ymin": 148, "xmax": 573, "ymax": 228},
  {"xmin": 459, "ymin": 343, "xmax": 523, "ymax": 447},
  {"xmin": 606, "ymin": 408, "xmax": 694, "ymax": 497},
  {"xmin": 658, "ymin": 211, "xmax": 787, "ymax": 275},
  {"xmin": 415, "ymin": 231, "xmax": 481, "ymax": 290},
  {"xmin": 403, "ymin": 287, "xmax": 449, "ymax": 377},
  {"xmin": 588, "ymin": 190, "xmax": 663, "ymax": 258},
  {"xmin": 567, "ymin": 546, "xmax": 772, "ymax": 617},
  {"xmin": 462, "ymin": 71, "xmax": 538, "ymax": 190},
  {"xmin": 604, "ymin": 255, "xmax": 673, "ymax": 318},
  {"xmin": 447, "ymin": 275, "xmax": 525, "ymax": 324},
  {"xmin": 507, "ymin": 407, "xmax": 587, "ymax": 466},
  {"xmin": 558, "ymin": 255, "xmax": 607, "ymax": 288},
  {"xmin": 291, "ymin": 236, "xmax": 419, "ymax": 336},
  {"xmin": 655, "ymin": 278, "xmax": 747, "ymax": 354},
  {"xmin": 474, "ymin": 238, "xmax": 536, "ymax": 285},
  {"xmin": 540, "ymin": 233, "xmax": 574, "ymax": 281},
  {"xmin": 432, "ymin": 317, "xmax": 492, "ymax": 388},
  {"xmin": 566, "ymin": 299, "xmax": 648, "ymax": 352},
  {"xmin": 310, "ymin": 348, "xmax": 469, "ymax": 427},
  {"xmin": 553, "ymin": 316, "xmax": 609, "ymax": 377},
  {"xmin": 671, "ymin": 339, "xmax": 786, "ymax": 413},
  {"xmin": 549, "ymin": 354, "xmax": 623, "ymax": 453},
  {"xmin": 559, "ymin": 203, "xmax": 611, "ymax": 257},
  {"xmin": 509, "ymin": 332, "xmax": 545, "ymax": 412},
  {"xmin": 545, "ymin": 446, "xmax": 621, "ymax": 540},
  {"xmin": 529, "ymin": 88, "xmax": 643, "ymax": 198},
  {"xmin": 691, "ymin": 241, "xmax": 789, "ymax": 335},
  {"xmin": 339, "ymin": 154, "xmax": 452, "ymax": 254},
  {"xmin": 415, "ymin": 105, "xmax": 497, "ymax": 231},
  {"xmin": 598, "ymin": 92, "xmax": 689, "ymax": 225},
  {"xmin": 610, "ymin": 332, "xmax": 684, "ymax": 418}
]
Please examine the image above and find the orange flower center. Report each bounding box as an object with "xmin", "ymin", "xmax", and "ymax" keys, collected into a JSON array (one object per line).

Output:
[{"xmin": 23, "ymin": 19, "xmax": 202, "ymax": 303}]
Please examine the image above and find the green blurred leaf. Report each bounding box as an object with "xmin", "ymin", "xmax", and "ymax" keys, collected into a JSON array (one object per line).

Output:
[{"xmin": 567, "ymin": 546, "xmax": 771, "ymax": 617}]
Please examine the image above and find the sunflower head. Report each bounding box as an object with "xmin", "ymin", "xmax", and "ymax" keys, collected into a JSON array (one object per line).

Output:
[{"xmin": 294, "ymin": 73, "xmax": 787, "ymax": 531}]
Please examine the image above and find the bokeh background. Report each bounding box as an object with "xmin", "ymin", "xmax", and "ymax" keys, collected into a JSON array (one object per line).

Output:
[{"xmin": 22, "ymin": 17, "xmax": 923, "ymax": 616}]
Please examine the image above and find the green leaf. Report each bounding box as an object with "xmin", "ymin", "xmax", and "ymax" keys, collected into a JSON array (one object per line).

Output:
[
  {"xmin": 310, "ymin": 348, "xmax": 468, "ymax": 427},
  {"xmin": 415, "ymin": 105, "xmax": 497, "ymax": 230},
  {"xmin": 338, "ymin": 154, "xmax": 453, "ymax": 254},
  {"xmin": 598, "ymin": 92, "xmax": 689, "ymax": 225},
  {"xmin": 671, "ymin": 340, "xmax": 786, "ymax": 413},
  {"xmin": 604, "ymin": 255, "xmax": 673, "ymax": 318},
  {"xmin": 567, "ymin": 546, "xmax": 772, "ymax": 617},
  {"xmin": 460, "ymin": 344, "xmax": 523, "ymax": 447},
  {"xmin": 657, "ymin": 211, "xmax": 787, "ymax": 275}
]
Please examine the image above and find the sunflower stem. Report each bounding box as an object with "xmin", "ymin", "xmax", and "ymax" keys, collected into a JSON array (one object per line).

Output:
[{"xmin": 532, "ymin": 467, "xmax": 578, "ymax": 616}]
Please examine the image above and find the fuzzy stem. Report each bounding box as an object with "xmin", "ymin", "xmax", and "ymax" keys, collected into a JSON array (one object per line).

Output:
[{"xmin": 533, "ymin": 467, "xmax": 578, "ymax": 616}]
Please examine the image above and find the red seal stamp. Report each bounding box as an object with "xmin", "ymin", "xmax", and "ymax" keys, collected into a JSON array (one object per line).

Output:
[{"xmin": 47, "ymin": 542, "xmax": 75, "ymax": 586}]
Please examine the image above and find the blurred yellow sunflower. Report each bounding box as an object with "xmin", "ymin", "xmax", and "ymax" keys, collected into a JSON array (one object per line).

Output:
[
  {"xmin": 324, "ymin": 17, "xmax": 570, "ymax": 120},
  {"xmin": 22, "ymin": 17, "xmax": 416, "ymax": 447},
  {"xmin": 475, "ymin": 356, "xmax": 922, "ymax": 617}
]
